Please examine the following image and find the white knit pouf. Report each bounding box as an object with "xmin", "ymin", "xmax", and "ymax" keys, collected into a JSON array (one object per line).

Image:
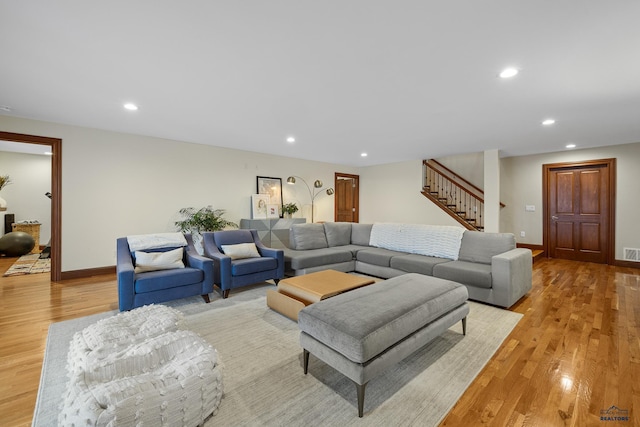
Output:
[{"xmin": 59, "ymin": 305, "xmax": 223, "ymax": 426}]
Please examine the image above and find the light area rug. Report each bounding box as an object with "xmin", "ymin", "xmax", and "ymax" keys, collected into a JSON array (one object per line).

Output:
[
  {"xmin": 3, "ymin": 254, "xmax": 50, "ymax": 276},
  {"xmin": 33, "ymin": 285, "xmax": 522, "ymax": 427}
]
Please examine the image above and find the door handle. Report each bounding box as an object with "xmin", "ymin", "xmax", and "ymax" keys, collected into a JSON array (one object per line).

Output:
[{"xmin": 551, "ymin": 215, "xmax": 559, "ymax": 220}]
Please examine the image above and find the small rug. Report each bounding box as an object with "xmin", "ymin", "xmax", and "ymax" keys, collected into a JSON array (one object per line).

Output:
[
  {"xmin": 33, "ymin": 286, "xmax": 523, "ymax": 426},
  {"xmin": 3, "ymin": 254, "xmax": 51, "ymax": 276}
]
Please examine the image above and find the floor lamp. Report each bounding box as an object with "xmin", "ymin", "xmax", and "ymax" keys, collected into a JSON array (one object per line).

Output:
[{"xmin": 287, "ymin": 176, "xmax": 334, "ymax": 223}]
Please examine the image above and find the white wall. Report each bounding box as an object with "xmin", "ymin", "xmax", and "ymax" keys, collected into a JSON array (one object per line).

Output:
[
  {"xmin": 0, "ymin": 115, "xmax": 357, "ymax": 270},
  {"xmin": 0, "ymin": 151, "xmax": 52, "ymax": 244},
  {"xmin": 501, "ymin": 142, "xmax": 640, "ymax": 260},
  {"xmin": 436, "ymin": 152, "xmax": 484, "ymax": 188},
  {"xmin": 359, "ymin": 159, "xmax": 462, "ymax": 227},
  {"xmin": 2, "ymin": 114, "xmax": 638, "ymax": 270}
]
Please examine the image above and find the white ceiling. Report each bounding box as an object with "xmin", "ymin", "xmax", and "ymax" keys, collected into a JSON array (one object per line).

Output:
[{"xmin": 1, "ymin": 1, "xmax": 639, "ymax": 166}]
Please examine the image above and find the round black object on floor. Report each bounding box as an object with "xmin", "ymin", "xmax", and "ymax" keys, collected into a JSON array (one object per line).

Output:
[{"xmin": 0, "ymin": 231, "xmax": 36, "ymax": 257}]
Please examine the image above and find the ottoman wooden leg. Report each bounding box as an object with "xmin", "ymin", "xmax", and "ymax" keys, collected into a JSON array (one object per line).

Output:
[
  {"xmin": 462, "ymin": 317, "xmax": 467, "ymax": 335},
  {"xmin": 303, "ymin": 349, "xmax": 310, "ymax": 374}
]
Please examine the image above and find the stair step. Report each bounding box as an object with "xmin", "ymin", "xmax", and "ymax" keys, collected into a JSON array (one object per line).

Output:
[
  {"xmin": 447, "ymin": 204, "xmax": 457, "ymax": 208},
  {"xmin": 466, "ymin": 218, "xmax": 476, "ymax": 223},
  {"xmin": 532, "ymin": 249, "xmax": 544, "ymax": 263}
]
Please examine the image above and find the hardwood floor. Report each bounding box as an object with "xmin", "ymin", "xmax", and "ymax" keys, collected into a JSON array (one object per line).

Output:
[{"xmin": 0, "ymin": 256, "xmax": 637, "ymax": 426}]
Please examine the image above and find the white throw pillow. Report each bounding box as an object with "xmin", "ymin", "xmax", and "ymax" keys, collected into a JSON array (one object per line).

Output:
[
  {"xmin": 221, "ymin": 243, "xmax": 261, "ymax": 260},
  {"xmin": 134, "ymin": 247, "xmax": 185, "ymax": 273}
]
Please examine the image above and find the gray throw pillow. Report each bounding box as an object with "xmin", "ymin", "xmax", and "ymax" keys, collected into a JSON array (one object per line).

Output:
[{"xmin": 324, "ymin": 222, "xmax": 352, "ymax": 247}]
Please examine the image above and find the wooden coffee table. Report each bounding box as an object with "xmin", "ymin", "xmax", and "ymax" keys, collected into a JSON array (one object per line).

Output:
[{"xmin": 267, "ymin": 270, "xmax": 375, "ymax": 321}]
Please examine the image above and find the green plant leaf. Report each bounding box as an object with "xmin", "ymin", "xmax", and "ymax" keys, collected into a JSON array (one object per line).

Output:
[{"xmin": 175, "ymin": 206, "xmax": 238, "ymax": 234}]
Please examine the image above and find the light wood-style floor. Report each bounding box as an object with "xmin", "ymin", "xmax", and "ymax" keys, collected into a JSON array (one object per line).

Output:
[{"xmin": 0, "ymin": 256, "xmax": 638, "ymax": 427}]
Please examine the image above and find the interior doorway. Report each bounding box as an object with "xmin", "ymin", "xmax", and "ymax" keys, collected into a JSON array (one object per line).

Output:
[
  {"xmin": 334, "ymin": 173, "xmax": 359, "ymax": 222},
  {"xmin": 543, "ymin": 158, "xmax": 616, "ymax": 264},
  {"xmin": 0, "ymin": 131, "xmax": 62, "ymax": 281}
]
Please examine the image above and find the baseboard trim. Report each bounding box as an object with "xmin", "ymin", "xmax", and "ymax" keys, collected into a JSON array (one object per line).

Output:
[
  {"xmin": 60, "ymin": 266, "xmax": 115, "ymax": 280},
  {"xmin": 614, "ymin": 259, "xmax": 640, "ymax": 269}
]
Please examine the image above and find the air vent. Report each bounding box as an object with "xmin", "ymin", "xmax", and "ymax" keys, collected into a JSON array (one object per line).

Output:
[{"xmin": 623, "ymin": 248, "xmax": 640, "ymax": 262}]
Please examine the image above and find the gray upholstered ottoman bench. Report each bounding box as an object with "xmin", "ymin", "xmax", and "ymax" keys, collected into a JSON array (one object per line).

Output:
[{"xmin": 298, "ymin": 273, "xmax": 469, "ymax": 417}]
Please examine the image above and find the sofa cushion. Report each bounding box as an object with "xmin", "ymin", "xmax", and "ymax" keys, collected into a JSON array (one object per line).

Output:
[
  {"xmin": 290, "ymin": 223, "xmax": 328, "ymax": 250},
  {"xmin": 356, "ymin": 247, "xmax": 406, "ymax": 267},
  {"xmin": 134, "ymin": 248, "xmax": 185, "ymax": 273},
  {"xmin": 231, "ymin": 256, "xmax": 277, "ymax": 276},
  {"xmin": 432, "ymin": 260, "xmax": 493, "ymax": 289},
  {"xmin": 284, "ymin": 247, "xmax": 353, "ymax": 270},
  {"xmin": 458, "ymin": 231, "xmax": 516, "ymax": 265},
  {"xmin": 135, "ymin": 267, "xmax": 204, "ymax": 293},
  {"xmin": 390, "ymin": 253, "xmax": 452, "ymax": 276},
  {"xmin": 324, "ymin": 222, "xmax": 352, "ymax": 247},
  {"xmin": 336, "ymin": 244, "xmax": 371, "ymax": 257},
  {"xmin": 351, "ymin": 223, "xmax": 373, "ymax": 246}
]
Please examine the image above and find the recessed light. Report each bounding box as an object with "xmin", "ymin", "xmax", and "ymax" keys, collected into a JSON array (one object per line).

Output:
[
  {"xmin": 123, "ymin": 103, "xmax": 138, "ymax": 111},
  {"xmin": 566, "ymin": 144, "xmax": 576, "ymax": 149},
  {"xmin": 286, "ymin": 136, "xmax": 295, "ymax": 143},
  {"xmin": 542, "ymin": 119, "xmax": 556, "ymax": 126},
  {"xmin": 361, "ymin": 153, "xmax": 368, "ymax": 157},
  {"xmin": 499, "ymin": 67, "xmax": 519, "ymax": 78}
]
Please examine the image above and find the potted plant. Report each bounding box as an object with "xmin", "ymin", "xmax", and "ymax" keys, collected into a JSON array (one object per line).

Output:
[
  {"xmin": 175, "ymin": 206, "xmax": 238, "ymax": 252},
  {"xmin": 0, "ymin": 175, "xmax": 11, "ymax": 211},
  {"xmin": 175, "ymin": 206, "xmax": 238, "ymax": 234},
  {"xmin": 282, "ymin": 202, "xmax": 299, "ymax": 218}
]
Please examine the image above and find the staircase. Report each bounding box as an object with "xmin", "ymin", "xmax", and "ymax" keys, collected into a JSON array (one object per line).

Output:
[{"xmin": 421, "ymin": 159, "xmax": 504, "ymax": 231}]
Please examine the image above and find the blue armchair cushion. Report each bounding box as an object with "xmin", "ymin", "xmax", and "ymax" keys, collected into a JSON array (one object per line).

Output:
[
  {"xmin": 134, "ymin": 248, "xmax": 185, "ymax": 273},
  {"xmin": 221, "ymin": 243, "xmax": 261, "ymax": 260},
  {"xmin": 134, "ymin": 268, "xmax": 205, "ymax": 293},
  {"xmin": 231, "ymin": 257, "xmax": 278, "ymax": 276}
]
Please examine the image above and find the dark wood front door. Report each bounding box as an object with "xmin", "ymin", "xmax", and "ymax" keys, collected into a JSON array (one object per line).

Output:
[
  {"xmin": 334, "ymin": 173, "xmax": 359, "ymax": 222},
  {"xmin": 544, "ymin": 159, "xmax": 615, "ymax": 264}
]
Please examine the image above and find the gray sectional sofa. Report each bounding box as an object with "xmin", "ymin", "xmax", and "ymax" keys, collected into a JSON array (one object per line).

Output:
[{"xmin": 282, "ymin": 222, "xmax": 532, "ymax": 308}]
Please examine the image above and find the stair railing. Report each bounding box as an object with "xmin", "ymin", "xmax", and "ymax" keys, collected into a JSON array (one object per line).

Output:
[{"xmin": 422, "ymin": 159, "xmax": 503, "ymax": 231}]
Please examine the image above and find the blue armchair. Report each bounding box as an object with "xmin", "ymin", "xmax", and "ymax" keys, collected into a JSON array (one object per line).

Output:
[
  {"xmin": 117, "ymin": 233, "xmax": 214, "ymax": 311},
  {"xmin": 202, "ymin": 229, "xmax": 284, "ymax": 298}
]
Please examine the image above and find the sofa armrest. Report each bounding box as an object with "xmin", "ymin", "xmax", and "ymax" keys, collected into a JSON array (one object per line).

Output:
[
  {"xmin": 491, "ymin": 248, "xmax": 532, "ymax": 307},
  {"xmin": 202, "ymin": 232, "xmax": 232, "ymax": 285},
  {"xmin": 256, "ymin": 243, "xmax": 285, "ymax": 279},
  {"xmin": 116, "ymin": 238, "xmax": 135, "ymax": 311},
  {"xmin": 184, "ymin": 234, "xmax": 214, "ymax": 291}
]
